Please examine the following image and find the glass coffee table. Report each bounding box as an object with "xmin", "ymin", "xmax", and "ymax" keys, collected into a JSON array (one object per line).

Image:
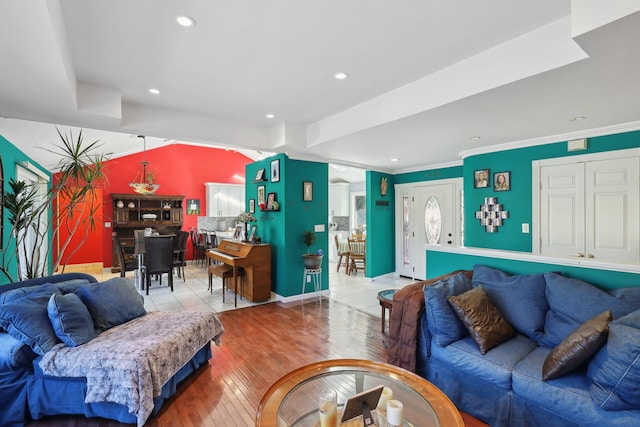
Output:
[{"xmin": 256, "ymin": 359, "xmax": 463, "ymax": 427}]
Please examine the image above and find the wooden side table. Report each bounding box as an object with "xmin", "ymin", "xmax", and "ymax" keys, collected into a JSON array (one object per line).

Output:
[{"xmin": 377, "ymin": 289, "xmax": 396, "ymax": 334}]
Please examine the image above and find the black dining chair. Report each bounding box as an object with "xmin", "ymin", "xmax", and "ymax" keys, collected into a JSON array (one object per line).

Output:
[
  {"xmin": 172, "ymin": 230, "xmax": 189, "ymax": 281},
  {"xmin": 142, "ymin": 235, "xmax": 174, "ymax": 295},
  {"xmin": 190, "ymin": 229, "xmax": 206, "ymax": 266},
  {"xmin": 112, "ymin": 232, "xmax": 137, "ymax": 278}
]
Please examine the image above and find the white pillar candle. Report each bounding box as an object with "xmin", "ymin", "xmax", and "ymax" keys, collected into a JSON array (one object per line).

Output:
[
  {"xmin": 319, "ymin": 389, "xmax": 337, "ymax": 427},
  {"xmin": 386, "ymin": 400, "xmax": 404, "ymax": 426},
  {"xmin": 377, "ymin": 387, "xmax": 393, "ymax": 411}
]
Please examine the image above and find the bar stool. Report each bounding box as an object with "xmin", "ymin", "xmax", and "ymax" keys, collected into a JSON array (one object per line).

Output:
[
  {"xmin": 208, "ymin": 263, "xmax": 244, "ymax": 307},
  {"xmin": 301, "ymin": 268, "xmax": 322, "ymax": 300}
]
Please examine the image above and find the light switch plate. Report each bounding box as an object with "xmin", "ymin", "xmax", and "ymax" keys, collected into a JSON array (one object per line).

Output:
[
  {"xmin": 314, "ymin": 224, "xmax": 325, "ymax": 232},
  {"xmin": 105, "ymin": 222, "xmax": 111, "ymax": 228},
  {"xmin": 521, "ymin": 223, "xmax": 530, "ymax": 233}
]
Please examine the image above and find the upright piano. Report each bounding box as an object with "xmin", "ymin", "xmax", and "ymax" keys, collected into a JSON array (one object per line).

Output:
[{"xmin": 207, "ymin": 240, "xmax": 272, "ymax": 302}]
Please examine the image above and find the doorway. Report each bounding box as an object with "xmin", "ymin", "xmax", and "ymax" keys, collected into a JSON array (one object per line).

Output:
[{"xmin": 395, "ymin": 179, "xmax": 462, "ymax": 280}]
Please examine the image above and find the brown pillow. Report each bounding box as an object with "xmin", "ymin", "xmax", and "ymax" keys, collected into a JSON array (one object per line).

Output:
[
  {"xmin": 448, "ymin": 287, "xmax": 516, "ymax": 354},
  {"xmin": 542, "ymin": 310, "xmax": 612, "ymax": 381}
]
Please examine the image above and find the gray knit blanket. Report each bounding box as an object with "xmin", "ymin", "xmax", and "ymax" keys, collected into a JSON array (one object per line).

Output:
[{"xmin": 39, "ymin": 311, "xmax": 224, "ymax": 426}]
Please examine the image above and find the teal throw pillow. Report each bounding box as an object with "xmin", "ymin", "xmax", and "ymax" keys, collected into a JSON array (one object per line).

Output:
[{"xmin": 48, "ymin": 293, "xmax": 98, "ymax": 347}]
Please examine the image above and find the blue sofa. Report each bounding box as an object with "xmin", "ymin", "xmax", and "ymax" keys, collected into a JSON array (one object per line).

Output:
[
  {"xmin": 411, "ymin": 265, "xmax": 640, "ymax": 427},
  {"xmin": 0, "ymin": 273, "xmax": 221, "ymax": 427}
]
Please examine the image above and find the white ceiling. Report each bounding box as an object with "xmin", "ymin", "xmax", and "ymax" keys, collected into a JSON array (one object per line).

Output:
[{"xmin": 1, "ymin": 1, "xmax": 639, "ymax": 182}]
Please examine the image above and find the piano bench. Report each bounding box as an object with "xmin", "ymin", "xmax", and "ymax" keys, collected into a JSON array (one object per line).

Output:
[{"xmin": 208, "ymin": 264, "xmax": 245, "ymax": 305}]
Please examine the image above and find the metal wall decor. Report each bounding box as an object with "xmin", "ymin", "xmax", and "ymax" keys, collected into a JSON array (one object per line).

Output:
[{"xmin": 475, "ymin": 197, "xmax": 508, "ymax": 232}]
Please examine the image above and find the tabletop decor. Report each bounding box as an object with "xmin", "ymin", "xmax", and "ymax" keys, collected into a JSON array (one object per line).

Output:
[{"xmin": 236, "ymin": 212, "xmax": 257, "ymax": 242}]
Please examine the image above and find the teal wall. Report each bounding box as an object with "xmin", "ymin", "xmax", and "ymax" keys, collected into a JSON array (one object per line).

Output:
[
  {"xmin": 0, "ymin": 136, "xmax": 52, "ymax": 285},
  {"xmin": 464, "ymin": 130, "xmax": 640, "ymax": 251},
  {"xmin": 366, "ymin": 171, "xmax": 395, "ymax": 277},
  {"xmin": 427, "ymin": 250, "xmax": 639, "ymax": 290},
  {"xmin": 246, "ymin": 154, "xmax": 328, "ymax": 298},
  {"xmin": 394, "ymin": 165, "xmax": 463, "ymax": 184}
]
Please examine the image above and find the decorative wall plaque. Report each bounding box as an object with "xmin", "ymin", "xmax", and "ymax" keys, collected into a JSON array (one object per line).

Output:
[{"xmin": 475, "ymin": 197, "xmax": 508, "ymax": 233}]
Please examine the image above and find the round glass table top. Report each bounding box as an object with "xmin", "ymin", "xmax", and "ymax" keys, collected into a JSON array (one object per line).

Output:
[{"xmin": 256, "ymin": 359, "xmax": 463, "ymax": 427}]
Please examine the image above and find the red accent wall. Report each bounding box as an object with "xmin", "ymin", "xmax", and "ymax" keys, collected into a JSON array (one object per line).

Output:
[
  {"xmin": 56, "ymin": 188, "xmax": 103, "ymax": 266},
  {"xmin": 71, "ymin": 143, "xmax": 250, "ymax": 267}
]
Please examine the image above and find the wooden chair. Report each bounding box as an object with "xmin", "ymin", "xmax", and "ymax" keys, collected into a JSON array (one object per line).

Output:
[
  {"xmin": 112, "ymin": 232, "xmax": 137, "ymax": 278},
  {"xmin": 142, "ymin": 236, "xmax": 174, "ymax": 295},
  {"xmin": 335, "ymin": 235, "xmax": 349, "ymax": 274},
  {"xmin": 347, "ymin": 238, "xmax": 366, "ymax": 275}
]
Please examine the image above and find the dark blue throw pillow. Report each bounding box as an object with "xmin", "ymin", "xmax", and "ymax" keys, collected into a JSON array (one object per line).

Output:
[
  {"xmin": 77, "ymin": 277, "xmax": 146, "ymax": 331},
  {"xmin": 541, "ymin": 273, "xmax": 640, "ymax": 348},
  {"xmin": 48, "ymin": 293, "xmax": 98, "ymax": 347},
  {"xmin": 424, "ymin": 272, "xmax": 472, "ymax": 346},
  {"xmin": 471, "ymin": 265, "xmax": 548, "ymax": 343},
  {"xmin": 0, "ymin": 284, "xmax": 62, "ymax": 355}
]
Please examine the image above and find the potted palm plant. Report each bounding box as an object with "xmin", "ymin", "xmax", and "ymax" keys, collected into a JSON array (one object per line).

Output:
[{"xmin": 302, "ymin": 230, "xmax": 323, "ymax": 269}]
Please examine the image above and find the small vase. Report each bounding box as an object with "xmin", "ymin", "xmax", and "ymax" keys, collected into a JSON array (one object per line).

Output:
[
  {"xmin": 116, "ymin": 200, "xmax": 124, "ymax": 208},
  {"xmin": 128, "ymin": 201, "xmax": 135, "ymax": 209}
]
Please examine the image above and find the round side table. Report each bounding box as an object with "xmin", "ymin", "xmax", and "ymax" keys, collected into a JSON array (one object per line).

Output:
[{"xmin": 377, "ymin": 289, "xmax": 396, "ymax": 334}]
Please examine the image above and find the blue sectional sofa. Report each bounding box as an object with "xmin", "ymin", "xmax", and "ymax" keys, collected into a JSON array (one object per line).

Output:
[
  {"xmin": 0, "ymin": 273, "xmax": 223, "ymax": 427},
  {"xmin": 391, "ymin": 265, "xmax": 640, "ymax": 427}
]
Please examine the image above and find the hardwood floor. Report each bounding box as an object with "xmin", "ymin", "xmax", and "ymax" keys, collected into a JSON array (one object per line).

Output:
[{"xmin": 27, "ymin": 298, "xmax": 487, "ymax": 427}]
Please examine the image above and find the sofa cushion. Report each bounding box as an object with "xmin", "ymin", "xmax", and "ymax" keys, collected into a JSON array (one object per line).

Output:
[
  {"xmin": 471, "ymin": 265, "xmax": 548, "ymax": 343},
  {"xmin": 449, "ymin": 286, "xmax": 516, "ymax": 354},
  {"xmin": 0, "ymin": 278, "xmax": 91, "ymax": 304},
  {"xmin": 542, "ymin": 310, "xmax": 611, "ymax": 381},
  {"xmin": 77, "ymin": 277, "xmax": 146, "ymax": 331},
  {"xmin": 431, "ymin": 334, "xmax": 537, "ymax": 390},
  {"xmin": 0, "ymin": 332, "xmax": 38, "ymax": 370},
  {"xmin": 424, "ymin": 272, "xmax": 472, "ymax": 346},
  {"xmin": 47, "ymin": 293, "xmax": 98, "ymax": 347},
  {"xmin": 541, "ymin": 273, "xmax": 640, "ymax": 348},
  {"xmin": 588, "ymin": 309, "xmax": 640, "ymax": 410},
  {"xmin": 0, "ymin": 284, "xmax": 62, "ymax": 355}
]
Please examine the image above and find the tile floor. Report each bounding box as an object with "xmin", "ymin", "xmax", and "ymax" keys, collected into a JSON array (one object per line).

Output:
[{"xmin": 93, "ymin": 261, "xmax": 414, "ymax": 318}]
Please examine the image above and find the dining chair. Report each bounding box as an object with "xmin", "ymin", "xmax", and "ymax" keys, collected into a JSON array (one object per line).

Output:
[
  {"xmin": 112, "ymin": 232, "xmax": 137, "ymax": 278},
  {"xmin": 142, "ymin": 235, "xmax": 174, "ymax": 295},
  {"xmin": 347, "ymin": 238, "xmax": 366, "ymax": 275},
  {"xmin": 189, "ymin": 229, "xmax": 206, "ymax": 266},
  {"xmin": 172, "ymin": 230, "xmax": 190, "ymax": 281},
  {"xmin": 335, "ymin": 235, "xmax": 349, "ymax": 274}
]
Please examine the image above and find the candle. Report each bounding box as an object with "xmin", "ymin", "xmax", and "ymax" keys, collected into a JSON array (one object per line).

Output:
[
  {"xmin": 377, "ymin": 387, "xmax": 393, "ymax": 411},
  {"xmin": 386, "ymin": 400, "xmax": 403, "ymax": 426},
  {"xmin": 318, "ymin": 389, "xmax": 337, "ymax": 427}
]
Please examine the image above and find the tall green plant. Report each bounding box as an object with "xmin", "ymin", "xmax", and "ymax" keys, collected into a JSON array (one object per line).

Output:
[{"xmin": 1, "ymin": 128, "xmax": 109, "ymax": 281}]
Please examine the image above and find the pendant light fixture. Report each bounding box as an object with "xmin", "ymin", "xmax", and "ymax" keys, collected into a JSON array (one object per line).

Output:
[{"xmin": 129, "ymin": 135, "xmax": 160, "ymax": 194}]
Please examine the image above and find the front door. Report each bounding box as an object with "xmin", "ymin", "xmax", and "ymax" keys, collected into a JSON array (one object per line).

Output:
[{"xmin": 396, "ymin": 180, "xmax": 460, "ymax": 280}]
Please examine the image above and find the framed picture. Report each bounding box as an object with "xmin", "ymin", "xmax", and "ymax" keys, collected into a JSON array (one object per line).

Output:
[
  {"xmin": 474, "ymin": 169, "xmax": 489, "ymax": 188},
  {"xmin": 266, "ymin": 192, "xmax": 276, "ymax": 210},
  {"xmin": 257, "ymin": 185, "xmax": 266, "ymax": 205},
  {"xmin": 303, "ymin": 181, "xmax": 313, "ymax": 201},
  {"xmin": 493, "ymin": 171, "xmax": 511, "ymax": 191},
  {"xmin": 248, "ymin": 224, "xmax": 257, "ymax": 242},
  {"xmin": 270, "ymin": 159, "xmax": 280, "ymax": 182},
  {"xmin": 254, "ymin": 168, "xmax": 266, "ymax": 182},
  {"xmin": 233, "ymin": 224, "xmax": 243, "ymax": 240},
  {"xmin": 249, "ymin": 199, "xmax": 255, "ymax": 213}
]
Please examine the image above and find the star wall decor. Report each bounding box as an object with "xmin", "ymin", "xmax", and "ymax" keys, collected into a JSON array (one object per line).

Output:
[{"xmin": 475, "ymin": 197, "xmax": 509, "ymax": 233}]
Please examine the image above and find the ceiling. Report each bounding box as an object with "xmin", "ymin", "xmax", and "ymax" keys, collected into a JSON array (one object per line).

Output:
[{"xmin": 1, "ymin": 1, "xmax": 639, "ymax": 182}]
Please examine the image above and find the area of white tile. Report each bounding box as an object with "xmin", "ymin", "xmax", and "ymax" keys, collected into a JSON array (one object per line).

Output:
[{"xmin": 93, "ymin": 261, "xmax": 415, "ymax": 317}]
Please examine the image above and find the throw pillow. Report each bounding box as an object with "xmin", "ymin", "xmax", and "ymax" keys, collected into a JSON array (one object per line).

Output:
[
  {"xmin": 0, "ymin": 284, "xmax": 62, "ymax": 355},
  {"xmin": 48, "ymin": 293, "xmax": 98, "ymax": 347},
  {"xmin": 471, "ymin": 265, "xmax": 548, "ymax": 343},
  {"xmin": 542, "ymin": 310, "xmax": 611, "ymax": 381},
  {"xmin": 0, "ymin": 332, "xmax": 38, "ymax": 370},
  {"xmin": 78, "ymin": 277, "xmax": 146, "ymax": 331},
  {"xmin": 448, "ymin": 286, "xmax": 516, "ymax": 354},
  {"xmin": 541, "ymin": 273, "xmax": 640, "ymax": 347},
  {"xmin": 424, "ymin": 272, "xmax": 472, "ymax": 346},
  {"xmin": 588, "ymin": 309, "xmax": 640, "ymax": 410}
]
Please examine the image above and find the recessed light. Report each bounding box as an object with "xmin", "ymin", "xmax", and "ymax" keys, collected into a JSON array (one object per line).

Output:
[
  {"xmin": 266, "ymin": 113, "xmax": 275, "ymax": 119},
  {"xmin": 148, "ymin": 88, "xmax": 160, "ymax": 95},
  {"xmin": 390, "ymin": 157, "xmax": 400, "ymax": 162},
  {"xmin": 176, "ymin": 15, "xmax": 196, "ymax": 27},
  {"xmin": 470, "ymin": 136, "xmax": 481, "ymax": 140},
  {"xmin": 334, "ymin": 72, "xmax": 349, "ymax": 80},
  {"xmin": 570, "ymin": 116, "xmax": 586, "ymax": 121}
]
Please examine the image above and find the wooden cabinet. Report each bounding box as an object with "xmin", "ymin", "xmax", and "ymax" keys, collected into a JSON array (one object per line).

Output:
[
  {"xmin": 111, "ymin": 193, "xmax": 184, "ymax": 272},
  {"xmin": 204, "ymin": 183, "xmax": 245, "ymax": 217}
]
